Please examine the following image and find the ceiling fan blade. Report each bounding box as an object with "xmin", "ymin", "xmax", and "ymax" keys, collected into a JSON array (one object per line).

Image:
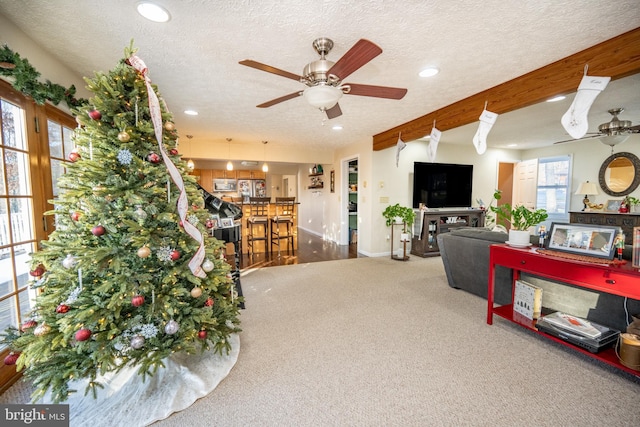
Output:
[
  {"xmin": 327, "ymin": 39, "xmax": 382, "ymax": 80},
  {"xmin": 553, "ymin": 134, "xmax": 601, "ymax": 145},
  {"xmin": 343, "ymin": 83, "xmax": 407, "ymax": 99},
  {"xmin": 256, "ymin": 92, "xmax": 302, "ymax": 108},
  {"xmin": 239, "ymin": 60, "xmax": 302, "ymax": 82},
  {"xmin": 325, "ymin": 103, "xmax": 342, "ymax": 119}
]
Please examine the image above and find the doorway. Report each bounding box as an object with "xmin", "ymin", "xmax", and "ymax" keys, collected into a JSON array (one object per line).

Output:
[{"xmin": 340, "ymin": 157, "xmax": 358, "ymax": 246}]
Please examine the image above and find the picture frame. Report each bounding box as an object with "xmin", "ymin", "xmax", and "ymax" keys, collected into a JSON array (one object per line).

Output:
[
  {"xmin": 213, "ymin": 179, "xmax": 237, "ymax": 192},
  {"xmin": 605, "ymin": 199, "xmax": 622, "ymax": 212},
  {"xmin": 210, "ymin": 214, "xmax": 220, "ymax": 229},
  {"xmin": 633, "ymin": 227, "xmax": 640, "ymax": 268},
  {"xmin": 330, "ymin": 170, "xmax": 335, "ymax": 193},
  {"xmin": 210, "ymin": 196, "xmax": 222, "ymax": 210},
  {"xmin": 220, "ymin": 217, "xmax": 234, "ymax": 228},
  {"xmin": 545, "ymin": 222, "xmax": 620, "ymax": 260}
]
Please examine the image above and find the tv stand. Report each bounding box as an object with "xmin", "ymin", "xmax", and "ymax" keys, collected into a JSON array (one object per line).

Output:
[
  {"xmin": 488, "ymin": 244, "xmax": 640, "ymax": 376},
  {"xmin": 411, "ymin": 208, "xmax": 485, "ymax": 257}
]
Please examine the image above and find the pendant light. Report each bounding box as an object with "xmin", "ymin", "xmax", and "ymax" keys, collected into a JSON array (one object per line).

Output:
[
  {"xmin": 262, "ymin": 140, "xmax": 269, "ymax": 173},
  {"xmin": 185, "ymin": 134, "xmax": 195, "ymax": 171},
  {"xmin": 226, "ymin": 138, "xmax": 233, "ymax": 171}
]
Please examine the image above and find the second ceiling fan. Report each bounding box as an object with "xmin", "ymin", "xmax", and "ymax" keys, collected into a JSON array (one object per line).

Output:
[{"xmin": 239, "ymin": 38, "xmax": 407, "ymax": 119}]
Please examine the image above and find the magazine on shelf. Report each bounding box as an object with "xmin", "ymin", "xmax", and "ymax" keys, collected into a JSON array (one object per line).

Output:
[
  {"xmin": 513, "ymin": 280, "xmax": 543, "ymax": 320},
  {"xmin": 539, "ymin": 312, "xmax": 604, "ymax": 339}
]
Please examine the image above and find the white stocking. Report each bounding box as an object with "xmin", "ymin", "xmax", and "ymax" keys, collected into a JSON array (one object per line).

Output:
[
  {"xmin": 427, "ymin": 127, "xmax": 441, "ymax": 162},
  {"xmin": 561, "ymin": 75, "xmax": 610, "ymax": 139},
  {"xmin": 473, "ymin": 110, "xmax": 498, "ymax": 155},
  {"xmin": 395, "ymin": 134, "xmax": 406, "ymax": 167}
]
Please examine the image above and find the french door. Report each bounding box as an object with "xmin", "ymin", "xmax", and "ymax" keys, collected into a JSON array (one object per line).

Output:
[{"xmin": 0, "ymin": 79, "xmax": 74, "ymax": 391}]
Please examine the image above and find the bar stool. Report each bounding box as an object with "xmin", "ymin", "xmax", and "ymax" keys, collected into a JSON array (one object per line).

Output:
[
  {"xmin": 270, "ymin": 197, "xmax": 296, "ymax": 256},
  {"xmin": 246, "ymin": 197, "xmax": 270, "ymax": 257}
]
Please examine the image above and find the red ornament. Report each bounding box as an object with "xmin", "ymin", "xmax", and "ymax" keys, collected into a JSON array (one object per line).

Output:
[
  {"xmin": 75, "ymin": 328, "xmax": 92, "ymax": 341},
  {"xmin": 30, "ymin": 264, "xmax": 45, "ymax": 277},
  {"xmin": 204, "ymin": 297, "xmax": 214, "ymax": 307},
  {"xmin": 198, "ymin": 330, "xmax": 207, "ymax": 340},
  {"xmin": 147, "ymin": 152, "xmax": 161, "ymax": 163},
  {"xmin": 179, "ymin": 220, "xmax": 184, "ymax": 228},
  {"xmin": 131, "ymin": 295, "xmax": 145, "ymax": 307},
  {"xmin": 170, "ymin": 250, "xmax": 180, "ymax": 261},
  {"xmin": 71, "ymin": 211, "xmax": 81, "ymax": 221},
  {"xmin": 88, "ymin": 109, "xmax": 102, "ymax": 120},
  {"xmin": 4, "ymin": 352, "xmax": 19, "ymax": 366},
  {"xmin": 21, "ymin": 320, "xmax": 37, "ymax": 331},
  {"xmin": 92, "ymin": 225, "xmax": 106, "ymax": 236},
  {"xmin": 69, "ymin": 150, "xmax": 81, "ymax": 162},
  {"xmin": 169, "ymin": 148, "xmax": 178, "ymax": 155},
  {"xmin": 55, "ymin": 304, "xmax": 70, "ymax": 314}
]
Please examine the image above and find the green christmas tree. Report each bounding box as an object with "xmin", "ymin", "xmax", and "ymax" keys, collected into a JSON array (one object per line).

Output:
[{"xmin": 2, "ymin": 46, "xmax": 241, "ymax": 403}]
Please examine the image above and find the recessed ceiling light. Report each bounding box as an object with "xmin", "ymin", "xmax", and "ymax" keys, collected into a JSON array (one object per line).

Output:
[
  {"xmin": 332, "ymin": 125, "xmax": 343, "ymax": 130},
  {"xmin": 184, "ymin": 110, "xmax": 198, "ymax": 116},
  {"xmin": 507, "ymin": 143, "xmax": 518, "ymax": 147},
  {"xmin": 419, "ymin": 67, "xmax": 439, "ymax": 78},
  {"xmin": 546, "ymin": 95, "xmax": 566, "ymax": 102},
  {"xmin": 137, "ymin": 2, "xmax": 171, "ymax": 23}
]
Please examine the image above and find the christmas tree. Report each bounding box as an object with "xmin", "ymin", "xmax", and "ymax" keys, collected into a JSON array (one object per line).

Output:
[{"xmin": 2, "ymin": 46, "xmax": 241, "ymax": 403}]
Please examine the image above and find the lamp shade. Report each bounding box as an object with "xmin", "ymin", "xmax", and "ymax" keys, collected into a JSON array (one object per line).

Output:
[
  {"xmin": 575, "ymin": 181, "xmax": 599, "ymax": 195},
  {"xmin": 303, "ymin": 84, "xmax": 343, "ymax": 110}
]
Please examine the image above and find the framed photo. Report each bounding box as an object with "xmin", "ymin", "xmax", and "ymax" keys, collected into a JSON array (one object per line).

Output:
[
  {"xmin": 546, "ymin": 222, "xmax": 620, "ymax": 260},
  {"xmin": 633, "ymin": 227, "xmax": 640, "ymax": 268},
  {"xmin": 330, "ymin": 170, "xmax": 335, "ymax": 193},
  {"xmin": 210, "ymin": 214, "xmax": 220, "ymax": 229},
  {"xmin": 605, "ymin": 199, "xmax": 622, "ymax": 212},
  {"xmin": 213, "ymin": 179, "xmax": 237, "ymax": 192},
  {"xmin": 210, "ymin": 196, "xmax": 222, "ymax": 210},
  {"xmin": 220, "ymin": 217, "xmax": 234, "ymax": 228}
]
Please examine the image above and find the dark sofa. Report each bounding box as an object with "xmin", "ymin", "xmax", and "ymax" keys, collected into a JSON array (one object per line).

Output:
[{"xmin": 437, "ymin": 227, "xmax": 639, "ymax": 332}]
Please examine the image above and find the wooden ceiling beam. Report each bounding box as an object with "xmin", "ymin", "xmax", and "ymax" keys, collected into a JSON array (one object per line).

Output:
[{"xmin": 372, "ymin": 27, "xmax": 640, "ymax": 151}]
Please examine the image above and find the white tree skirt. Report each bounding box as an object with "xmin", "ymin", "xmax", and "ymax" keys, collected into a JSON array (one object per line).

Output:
[{"xmin": 39, "ymin": 334, "xmax": 240, "ymax": 427}]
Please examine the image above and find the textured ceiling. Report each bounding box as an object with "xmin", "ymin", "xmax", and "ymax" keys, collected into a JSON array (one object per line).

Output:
[{"xmin": 1, "ymin": 0, "xmax": 639, "ymax": 154}]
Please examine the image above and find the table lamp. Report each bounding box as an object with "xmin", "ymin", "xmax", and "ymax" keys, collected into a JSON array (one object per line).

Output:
[{"xmin": 575, "ymin": 181, "xmax": 599, "ymax": 211}]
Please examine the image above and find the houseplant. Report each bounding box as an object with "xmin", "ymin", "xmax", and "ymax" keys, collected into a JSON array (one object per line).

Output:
[
  {"xmin": 489, "ymin": 190, "xmax": 548, "ymax": 246},
  {"xmin": 382, "ymin": 203, "xmax": 416, "ymax": 228},
  {"xmin": 623, "ymin": 195, "xmax": 639, "ymax": 213}
]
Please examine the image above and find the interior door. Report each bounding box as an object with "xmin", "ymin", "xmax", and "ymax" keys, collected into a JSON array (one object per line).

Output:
[{"xmin": 513, "ymin": 159, "xmax": 539, "ymax": 209}]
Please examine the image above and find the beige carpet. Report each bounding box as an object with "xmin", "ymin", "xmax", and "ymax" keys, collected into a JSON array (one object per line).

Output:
[
  {"xmin": 153, "ymin": 256, "xmax": 638, "ymax": 427},
  {"xmin": 3, "ymin": 256, "xmax": 639, "ymax": 426}
]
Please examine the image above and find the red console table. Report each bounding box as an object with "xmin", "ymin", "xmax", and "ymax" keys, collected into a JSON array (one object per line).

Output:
[{"xmin": 487, "ymin": 243, "xmax": 640, "ymax": 376}]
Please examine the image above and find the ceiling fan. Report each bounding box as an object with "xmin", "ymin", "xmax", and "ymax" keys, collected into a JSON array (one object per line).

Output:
[
  {"xmin": 555, "ymin": 108, "xmax": 640, "ymax": 146},
  {"xmin": 239, "ymin": 38, "xmax": 407, "ymax": 119}
]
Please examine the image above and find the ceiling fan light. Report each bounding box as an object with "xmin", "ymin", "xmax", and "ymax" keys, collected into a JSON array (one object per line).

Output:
[
  {"xmin": 599, "ymin": 134, "xmax": 629, "ymax": 147},
  {"xmin": 303, "ymin": 85, "xmax": 343, "ymax": 110}
]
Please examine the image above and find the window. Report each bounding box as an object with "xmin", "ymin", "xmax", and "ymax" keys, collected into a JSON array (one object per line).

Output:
[
  {"xmin": 0, "ymin": 79, "xmax": 74, "ymax": 390},
  {"xmin": 0, "ymin": 94, "xmax": 38, "ymax": 345},
  {"xmin": 536, "ymin": 155, "xmax": 571, "ymax": 224}
]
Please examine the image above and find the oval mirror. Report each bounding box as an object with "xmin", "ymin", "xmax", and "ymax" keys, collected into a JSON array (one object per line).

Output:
[{"xmin": 598, "ymin": 152, "xmax": 640, "ymax": 197}]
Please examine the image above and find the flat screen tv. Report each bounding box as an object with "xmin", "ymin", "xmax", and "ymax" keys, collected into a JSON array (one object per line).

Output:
[{"xmin": 412, "ymin": 162, "xmax": 473, "ymax": 208}]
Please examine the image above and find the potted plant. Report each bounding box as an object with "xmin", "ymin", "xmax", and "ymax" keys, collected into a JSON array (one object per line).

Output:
[
  {"xmin": 623, "ymin": 195, "xmax": 639, "ymax": 213},
  {"xmin": 489, "ymin": 190, "xmax": 548, "ymax": 246},
  {"xmin": 383, "ymin": 203, "xmax": 416, "ymax": 227}
]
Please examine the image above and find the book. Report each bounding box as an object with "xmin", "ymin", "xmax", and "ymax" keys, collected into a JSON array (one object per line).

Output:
[
  {"xmin": 540, "ymin": 311, "xmax": 603, "ymax": 339},
  {"xmin": 513, "ymin": 279, "xmax": 543, "ymax": 320}
]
